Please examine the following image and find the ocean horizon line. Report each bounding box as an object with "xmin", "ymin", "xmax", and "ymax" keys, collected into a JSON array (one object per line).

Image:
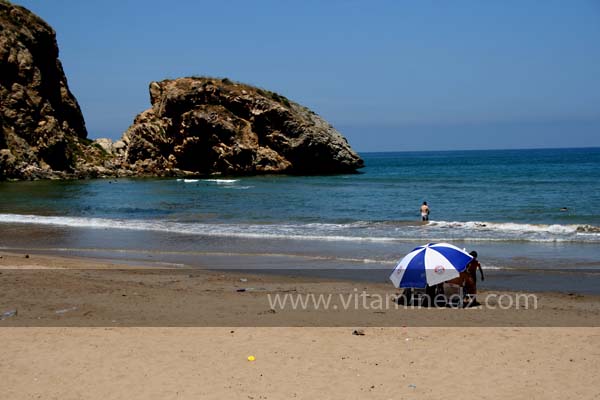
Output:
[{"xmin": 356, "ymin": 146, "xmax": 600, "ymax": 155}]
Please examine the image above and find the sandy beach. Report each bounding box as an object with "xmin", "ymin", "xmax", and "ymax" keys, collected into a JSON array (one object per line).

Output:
[{"xmin": 2, "ymin": 251, "xmax": 600, "ymax": 399}]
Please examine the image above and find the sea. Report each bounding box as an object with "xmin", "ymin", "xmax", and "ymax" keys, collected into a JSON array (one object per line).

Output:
[{"xmin": 1, "ymin": 148, "xmax": 599, "ymax": 294}]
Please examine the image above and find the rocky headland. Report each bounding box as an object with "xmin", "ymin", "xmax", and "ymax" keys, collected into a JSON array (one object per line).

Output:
[{"xmin": 107, "ymin": 77, "xmax": 363, "ymax": 176}]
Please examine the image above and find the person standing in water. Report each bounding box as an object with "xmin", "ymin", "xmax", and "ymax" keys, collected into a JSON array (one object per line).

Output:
[{"xmin": 420, "ymin": 201, "xmax": 430, "ymax": 221}]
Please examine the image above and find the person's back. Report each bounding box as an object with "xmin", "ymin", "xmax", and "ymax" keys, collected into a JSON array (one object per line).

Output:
[
  {"xmin": 467, "ymin": 251, "xmax": 484, "ymax": 284},
  {"xmin": 445, "ymin": 250, "xmax": 484, "ymax": 306},
  {"xmin": 420, "ymin": 201, "xmax": 430, "ymax": 221}
]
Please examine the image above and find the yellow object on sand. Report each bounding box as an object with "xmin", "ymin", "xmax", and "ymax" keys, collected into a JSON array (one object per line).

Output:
[{"xmin": 247, "ymin": 355, "xmax": 255, "ymax": 361}]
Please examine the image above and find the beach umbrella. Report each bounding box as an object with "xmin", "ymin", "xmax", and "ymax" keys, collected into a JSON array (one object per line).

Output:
[{"xmin": 390, "ymin": 243, "xmax": 473, "ymax": 288}]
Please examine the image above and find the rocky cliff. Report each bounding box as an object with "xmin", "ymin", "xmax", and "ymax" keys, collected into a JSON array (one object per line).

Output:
[
  {"xmin": 111, "ymin": 77, "xmax": 363, "ymax": 175},
  {"xmin": 0, "ymin": 0, "xmax": 97, "ymax": 179}
]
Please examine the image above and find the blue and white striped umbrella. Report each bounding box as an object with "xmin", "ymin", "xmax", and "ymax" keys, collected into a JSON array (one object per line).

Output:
[{"xmin": 390, "ymin": 243, "xmax": 473, "ymax": 288}]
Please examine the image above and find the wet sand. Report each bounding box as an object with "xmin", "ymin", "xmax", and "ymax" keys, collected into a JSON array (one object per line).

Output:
[
  {"xmin": 1, "ymin": 251, "xmax": 600, "ymax": 399},
  {"xmin": 2, "ymin": 222, "xmax": 600, "ymax": 295}
]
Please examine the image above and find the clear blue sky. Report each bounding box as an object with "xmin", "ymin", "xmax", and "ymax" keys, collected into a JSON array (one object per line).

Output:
[{"xmin": 15, "ymin": 0, "xmax": 600, "ymax": 151}]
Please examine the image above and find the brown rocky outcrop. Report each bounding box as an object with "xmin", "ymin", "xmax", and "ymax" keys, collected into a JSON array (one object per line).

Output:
[
  {"xmin": 113, "ymin": 77, "xmax": 363, "ymax": 175},
  {"xmin": 0, "ymin": 0, "xmax": 92, "ymax": 179}
]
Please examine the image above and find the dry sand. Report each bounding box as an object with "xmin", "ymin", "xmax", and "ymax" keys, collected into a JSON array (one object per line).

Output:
[{"xmin": 1, "ymin": 251, "xmax": 600, "ymax": 399}]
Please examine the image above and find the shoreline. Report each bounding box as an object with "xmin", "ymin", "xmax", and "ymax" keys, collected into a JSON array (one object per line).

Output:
[{"xmin": 2, "ymin": 232, "xmax": 600, "ymax": 296}]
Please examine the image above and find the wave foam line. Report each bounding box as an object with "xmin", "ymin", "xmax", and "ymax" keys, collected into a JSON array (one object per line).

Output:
[
  {"xmin": 0, "ymin": 214, "xmax": 598, "ymax": 243},
  {"xmin": 202, "ymin": 179, "xmax": 239, "ymax": 184},
  {"xmin": 0, "ymin": 213, "xmax": 401, "ymax": 243},
  {"xmin": 428, "ymin": 220, "xmax": 600, "ymax": 235}
]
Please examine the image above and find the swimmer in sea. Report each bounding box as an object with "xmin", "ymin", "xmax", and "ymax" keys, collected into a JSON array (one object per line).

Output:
[{"xmin": 420, "ymin": 201, "xmax": 430, "ymax": 221}]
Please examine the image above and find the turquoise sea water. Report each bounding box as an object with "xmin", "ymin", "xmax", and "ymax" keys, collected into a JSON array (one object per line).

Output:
[{"xmin": 1, "ymin": 148, "xmax": 599, "ymax": 293}]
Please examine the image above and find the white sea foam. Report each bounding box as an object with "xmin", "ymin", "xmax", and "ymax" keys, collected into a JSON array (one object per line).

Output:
[
  {"xmin": 203, "ymin": 179, "xmax": 239, "ymax": 184},
  {"xmin": 428, "ymin": 220, "xmax": 585, "ymax": 235},
  {"xmin": 0, "ymin": 214, "xmax": 598, "ymax": 244},
  {"xmin": 182, "ymin": 179, "xmax": 199, "ymax": 183},
  {"xmin": 0, "ymin": 213, "xmax": 395, "ymax": 243},
  {"xmin": 478, "ymin": 264, "xmax": 505, "ymax": 270}
]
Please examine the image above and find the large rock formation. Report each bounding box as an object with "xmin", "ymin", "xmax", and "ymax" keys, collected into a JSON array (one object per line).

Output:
[
  {"xmin": 115, "ymin": 77, "xmax": 363, "ymax": 175},
  {"xmin": 0, "ymin": 0, "xmax": 97, "ymax": 179},
  {"xmin": 0, "ymin": 1, "xmax": 363, "ymax": 179}
]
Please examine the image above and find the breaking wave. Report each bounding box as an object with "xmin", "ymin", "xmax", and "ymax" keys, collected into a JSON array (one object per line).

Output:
[
  {"xmin": 202, "ymin": 179, "xmax": 240, "ymax": 184},
  {"xmin": 175, "ymin": 178, "xmax": 240, "ymax": 184},
  {"xmin": 428, "ymin": 220, "xmax": 592, "ymax": 235},
  {"xmin": 0, "ymin": 214, "xmax": 598, "ymax": 244}
]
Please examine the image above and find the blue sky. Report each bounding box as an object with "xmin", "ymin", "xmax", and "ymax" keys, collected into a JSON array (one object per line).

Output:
[{"xmin": 15, "ymin": 0, "xmax": 600, "ymax": 151}]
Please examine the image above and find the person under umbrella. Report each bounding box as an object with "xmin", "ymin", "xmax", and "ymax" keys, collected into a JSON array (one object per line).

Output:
[
  {"xmin": 390, "ymin": 243, "xmax": 473, "ymax": 306},
  {"xmin": 446, "ymin": 250, "xmax": 484, "ymax": 306}
]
